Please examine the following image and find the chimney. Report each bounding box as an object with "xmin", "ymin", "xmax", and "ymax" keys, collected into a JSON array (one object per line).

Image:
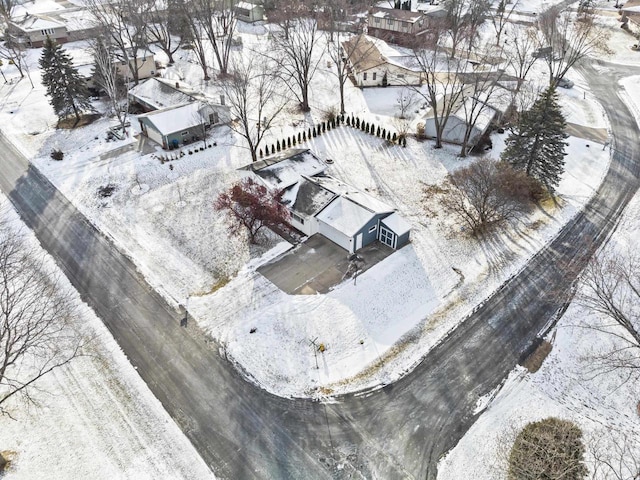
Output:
[
  {"xmin": 220, "ymin": 94, "xmax": 225, "ymax": 105},
  {"xmin": 175, "ymin": 82, "xmax": 180, "ymax": 89}
]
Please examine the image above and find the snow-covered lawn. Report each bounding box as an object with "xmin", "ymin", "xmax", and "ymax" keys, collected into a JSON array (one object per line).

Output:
[
  {"xmin": 437, "ymin": 188, "xmax": 640, "ymax": 480},
  {"xmin": 0, "ymin": 18, "xmax": 624, "ymax": 399},
  {"xmin": 0, "ymin": 196, "xmax": 214, "ymax": 480}
]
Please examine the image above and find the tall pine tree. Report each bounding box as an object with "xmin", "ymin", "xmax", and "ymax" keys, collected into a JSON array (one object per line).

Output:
[
  {"xmin": 501, "ymin": 87, "xmax": 568, "ymax": 192},
  {"xmin": 40, "ymin": 37, "xmax": 93, "ymax": 125}
]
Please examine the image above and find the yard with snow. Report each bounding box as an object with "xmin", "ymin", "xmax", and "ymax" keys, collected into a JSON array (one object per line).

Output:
[{"xmin": 1, "ymin": 0, "xmax": 640, "ymax": 476}]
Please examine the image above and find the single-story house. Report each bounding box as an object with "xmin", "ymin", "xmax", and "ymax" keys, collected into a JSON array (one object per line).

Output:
[
  {"xmin": 235, "ymin": 1, "xmax": 264, "ymax": 22},
  {"xmin": 342, "ymin": 34, "xmax": 424, "ymax": 87},
  {"xmin": 7, "ymin": 14, "xmax": 68, "ymax": 47},
  {"xmin": 423, "ymin": 82, "xmax": 513, "ymax": 147},
  {"xmin": 241, "ymin": 149, "xmax": 411, "ymax": 253},
  {"xmin": 137, "ymin": 102, "xmax": 228, "ymax": 149}
]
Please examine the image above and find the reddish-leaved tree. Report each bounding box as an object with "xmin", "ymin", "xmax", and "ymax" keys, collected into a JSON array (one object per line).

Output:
[{"xmin": 214, "ymin": 178, "xmax": 290, "ymax": 244}]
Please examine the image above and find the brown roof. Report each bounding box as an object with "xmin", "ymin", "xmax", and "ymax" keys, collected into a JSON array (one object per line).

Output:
[
  {"xmin": 369, "ymin": 7, "xmax": 425, "ymax": 23},
  {"xmin": 341, "ymin": 35, "xmax": 386, "ymax": 72}
]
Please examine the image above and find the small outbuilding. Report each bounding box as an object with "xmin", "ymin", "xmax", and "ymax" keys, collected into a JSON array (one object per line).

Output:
[{"xmin": 235, "ymin": 1, "xmax": 264, "ymax": 22}]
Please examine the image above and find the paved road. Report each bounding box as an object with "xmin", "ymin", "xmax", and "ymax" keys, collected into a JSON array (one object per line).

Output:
[{"xmin": 0, "ymin": 59, "xmax": 638, "ymax": 479}]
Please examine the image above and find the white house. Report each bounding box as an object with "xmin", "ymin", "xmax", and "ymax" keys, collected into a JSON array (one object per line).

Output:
[{"xmin": 342, "ymin": 34, "xmax": 424, "ymax": 88}]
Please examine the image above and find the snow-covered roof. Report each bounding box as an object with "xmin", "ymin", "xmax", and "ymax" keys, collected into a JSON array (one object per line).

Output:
[
  {"xmin": 242, "ymin": 149, "xmax": 328, "ymax": 190},
  {"xmin": 316, "ymin": 196, "xmax": 378, "ymax": 237},
  {"xmin": 137, "ymin": 103, "xmax": 206, "ymax": 135},
  {"xmin": 236, "ymin": 1, "xmax": 259, "ymax": 9},
  {"xmin": 11, "ymin": 14, "xmax": 64, "ymax": 32},
  {"xmin": 381, "ymin": 212, "xmax": 411, "ymax": 236},
  {"xmin": 310, "ymin": 175, "xmax": 395, "ymax": 215},
  {"xmin": 369, "ymin": 7, "xmax": 425, "ymax": 22},
  {"xmin": 128, "ymin": 78, "xmax": 196, "ymax": 110},
  {"xmin": 343, "ymin": 34, "xmax": 423, "ymax": 73}
]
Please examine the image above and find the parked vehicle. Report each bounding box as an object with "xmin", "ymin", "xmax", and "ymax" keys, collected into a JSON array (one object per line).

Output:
[{"xmin": 555, "ymin": 77, "xmax": 574, "ymax": 89}]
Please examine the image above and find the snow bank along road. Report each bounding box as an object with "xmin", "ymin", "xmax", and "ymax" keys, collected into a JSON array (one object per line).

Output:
[{"xmin": 0, "ymin": 60, "xmax": 638, "ymax": 480}]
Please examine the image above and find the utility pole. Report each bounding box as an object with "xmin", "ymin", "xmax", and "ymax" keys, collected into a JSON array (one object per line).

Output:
[{"xmin": 308, "ymin": 337, "xmax": 319, "ymax": 369}]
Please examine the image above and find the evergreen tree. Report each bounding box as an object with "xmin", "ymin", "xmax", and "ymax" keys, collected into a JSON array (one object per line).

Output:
[
  {"xmin": 39, "ymin": 37, "xmax": 93, "ymax": 125},
  {"xmin": 502, "ymin": 87, "xmax": 568, "ymax": 192}
]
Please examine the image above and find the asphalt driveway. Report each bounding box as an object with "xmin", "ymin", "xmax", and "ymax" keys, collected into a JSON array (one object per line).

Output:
[{"xmin": 258, "ymin": 234, "xmax": 393, "ymax": 294}]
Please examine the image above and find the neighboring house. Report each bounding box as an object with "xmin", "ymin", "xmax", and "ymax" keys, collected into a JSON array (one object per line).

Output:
[
  {"xmin": 114, "ymin": 50, "xmax": 156, "ymax": 81},
  {"xmin": 241, "ymin": 149, "xmax": 411, "ymax": 253},
  {"xmin": 621, "ymin": 0, "xmax": 640, "ymax": 33},
  {"xmin": 423, "ymin": 83, "xmax": 513, "ymax": 148},
  {"xmin": 137, "ymin": 102, "xmax": 227, "ymax": 149},
  {"xmin": 342, "ymin": 34, "xmax": 424, "ymax": 87},
  {"xmin": 7, "ymin": 14, "xmax": 68, "ymax": 47},
  {"xmin": 128, "ymin": 78, "xmax": 196, "ymax": 111},
  {"xmin": 235, "ymin": 1, "xmax": 264, "ymax": 22},
  {"xmin": 366, "ymin": 6, "xmax": 445, "ymax": 46}
]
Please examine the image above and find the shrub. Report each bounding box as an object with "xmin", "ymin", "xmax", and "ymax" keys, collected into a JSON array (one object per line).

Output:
[
  {"xmin": 287, "ymin": 137, "xmax": 291, "ymax": 148},
  {"xmin": 376, "ymin": 126, "xmax": 381, "ymax": 137},
  {"xmin": 50, "ymin": 149, "xmax": 64, "ymax": 161},
  {"xmin": 323, "ymin": 106, "xmax": 338, "ymax": 123},
  {"xmin": 298, "ymin": 132, "xmax": 302, "ymax": 143},
  {"xmin": 509, "ymin": 418, "xmax": 587, "ymax": 480},
  {"xmin": 416, "ymin": 122, "xmax": 426, "ymax": 139},
  {"xmin": 346, "ymin": 116, "xmax": 351, "ymax": 126},
  {"xmin": 259, "ymin": 148, "xmax": 263, "ymax": 158},
  {"xmin": 276, "ymin": 140, "xmax": 281, "ymax": 152}
]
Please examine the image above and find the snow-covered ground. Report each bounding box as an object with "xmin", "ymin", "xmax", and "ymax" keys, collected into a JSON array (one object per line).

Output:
[
  {"xmin": 0, "ymin": 20, "xmax": 619, "ymax": 398},
  {"xmin": 0, "ymin": 195, "xmax": 214, "ymax": 480},
  {"xmin": 438, "ymin": 189, "xmax": 640, "ymax": 480}
]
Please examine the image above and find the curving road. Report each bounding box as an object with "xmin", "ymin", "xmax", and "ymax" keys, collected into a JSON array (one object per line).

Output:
[{"xmin": 0, "ymin": 59, "xmax": 638, "ymax": 479}]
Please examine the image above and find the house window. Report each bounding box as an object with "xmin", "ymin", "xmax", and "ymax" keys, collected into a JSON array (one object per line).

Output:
[
  {"xmin": 402, "ymin": 22, "xmax": 409, "ymax": 31},
  {"xmin": 181, "ymin": 131, "xmax": 189, "ymax": 136},
  {"xmin": 40, "ymin": 28, "xmax": 55, "ymax": 36},
  {"xmin": 374, "ymin": 17, "xmax": 380, "ymax": 24},
  {"xmin": 368, "ymin": 224, "xmax": 377, "ymax": 233},
  {"xmin": 363, "ymin": 72, "xmax": 367, "ymax": 80},
  {"xmin": 292, "ymin": 213, "xmax": 305, "ymax": 224},
  {"xmin": 387, "ymin": 18, "xmax": 393, "ymax": 26},
  {"xmin": 209, "ymin": 112, "xmax": 219, "ymax": 124},
  {"xmin": 373, "ymin": 72, "xmax": 377, "ymax": 81},
  {"xmin": 397, "ymin": 74, "xmax": 405, "ymax": 79}
]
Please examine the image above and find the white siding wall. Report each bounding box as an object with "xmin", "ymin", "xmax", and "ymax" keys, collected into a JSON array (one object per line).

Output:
[{"xmin": 318, "ymin": 221, "xmax": 351, "ymax": 252}]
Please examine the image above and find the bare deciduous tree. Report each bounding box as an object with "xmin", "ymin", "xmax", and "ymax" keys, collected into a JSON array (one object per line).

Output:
[
  {"xmin": 90, "ymin": 38, "xmax": 129, "ymax": 135},
  {"xmin": 85, "ymin": 0, "xmax": 151, "ymax": 85},
  {"xmin": 396, "ymin": 87, "xmax": 416, "ymax": 119},
  {"xmin": 0, "ymin": 212, "xmax": 82, "ymax": 416},
  {"xmin": 574, "ymin": 250, "xmax": 640, "ymax": 380},
  {"xmin": 491, "ymin": 0, "xmax": 519, "ymax": 46},
  {"xmin": 222, "ymin": 57, "xmax": 289, "ymax": 162},
  {"xmin": 440, "ymin": 159, "xmax": 538, "ymax": 235},
  {"xmin": 589, "ymin": 432, "xmax": 640, "ymax": 480},
  {"xmin": 331, "ymin": 33, "xmax": 380, "ymax": 114},
  {"xmin": 146, "ymin": 0, "xmax": 186, "ymax": 65},
  {"xmin": 456, "ymin": 48, "xmax": 511, "ymax": 156},
  {"xmin": 271, "ymin": 15, "xmax": 322, "ymax": 112},
  {"xmin": 411, "ymin": 27, "xmax": 469, "ymax": 148},
  {"xmin": 537, "ymin": 7, "xmax": 611, "ymax": 86},
  {"xmin": 187, "ymin": 0, "xmax": 237, "ymax": 78}
]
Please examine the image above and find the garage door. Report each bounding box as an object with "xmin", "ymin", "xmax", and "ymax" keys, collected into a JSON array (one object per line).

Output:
[
  {"xmin": 318, "ymin": 220, "xmax": 351, "ymax": 252},
  {"xmin": 146, "ymin": 125, "xmax": 164, "ymax": 147}
]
